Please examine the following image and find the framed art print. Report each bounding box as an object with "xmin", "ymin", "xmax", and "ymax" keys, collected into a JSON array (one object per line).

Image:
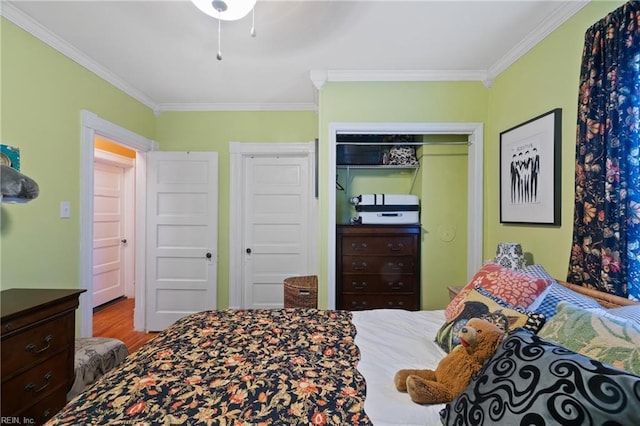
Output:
[{"xmin": 500, "ymin": 108, "xmax": 561, "ymax": 226}]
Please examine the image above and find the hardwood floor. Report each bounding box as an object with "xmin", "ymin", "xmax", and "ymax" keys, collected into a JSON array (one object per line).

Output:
[{"xmin": 93, "ymin": 298, "xmax": 158, "ymax": 353}]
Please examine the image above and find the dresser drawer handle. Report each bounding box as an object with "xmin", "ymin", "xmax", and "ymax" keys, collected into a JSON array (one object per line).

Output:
[
  {"xmin": 350, "ymin": 301, "xmax": 368, "ymax": 309},
  {"xmin": 351, "ymin": 242, "xmax": 368, "ymax": 250},
  {"xmin": 388, "ymin": 281, "xmax": 404, "ymax": 290},
  {"xmin": 350, "ymin": 281, "xmax": 367, "ymax": 290},
  {"xmin": 387, "ymin": 301, "xmax": 405, "ymax": 307},
  {"xmin": 351, "ymin": 262, "xmax": 367, "ymax": 270},
  {"xmin": 388, "ymin": 243, "xmax": 404, "ymax": 251},
  {"xmin": 25, "ymin": 372, "xmax": 52, "ymax": 394},
  {"xmin": 25, "ymin": 334, "xmax": 53, "ymax": 354},
  {"xmin": 388, "ymin": 262, "xmax": 404, "ymax": 271},
  {"xmin": 4, "ymin": 322, "xmax": 13, "ymax": 331}
]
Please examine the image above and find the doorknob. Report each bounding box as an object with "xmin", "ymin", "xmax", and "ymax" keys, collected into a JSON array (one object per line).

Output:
[
  {"xmin": 246, "ymin": 248, "xmax": 252, "ymax": 254},
  {"xmin": 121, "ymin": 239, "xmax": 127, "ymax": 244},
  {"xmin": 206, "ymin": 252, "xmax": 212, "ymax": 259}
]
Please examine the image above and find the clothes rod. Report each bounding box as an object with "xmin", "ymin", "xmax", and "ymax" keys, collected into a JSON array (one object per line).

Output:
[{"xmin": 335, "ymin": 141, "xmax": 470, "ymax": 146}]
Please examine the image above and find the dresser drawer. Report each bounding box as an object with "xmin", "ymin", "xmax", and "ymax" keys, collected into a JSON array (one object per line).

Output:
[
  {"xmin": 1, "ymin": 350, "xmax": 70, "ymax": 415},
  {"xmin": 341, "ymin": 274, "xmax": 417, "ymax": 293},
  {"xmin": 341, "ymin": 236, "xmax": 416, "ymax": 256},
  {"xmin": 15, "ymin": 386, "xmax": 67, "ymax": 425},
  {"xmin": 342, "ymin": 256, "xmax": 416, "ymax": 274},
  {"xmin": 342, "ymin": 294, "xmax": 419, "ymax": 311},
  {"xmin": 1, "ymin": 314, "xmax": 73, "ymax": 376}
]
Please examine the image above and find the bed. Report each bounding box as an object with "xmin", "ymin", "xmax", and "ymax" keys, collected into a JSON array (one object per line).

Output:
[{"xmin": 46, "ymin": 267, "xmax": 640, "ymax": 426}]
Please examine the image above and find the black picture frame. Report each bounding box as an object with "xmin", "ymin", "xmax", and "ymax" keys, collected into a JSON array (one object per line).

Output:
[{"xmin": 500, "ymin": 108, "xmax": 561, "ymax": 225}]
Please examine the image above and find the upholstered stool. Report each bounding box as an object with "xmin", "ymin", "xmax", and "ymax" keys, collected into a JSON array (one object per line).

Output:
[
  {"xmin": 67, "ymin": 337, "xmax": 129, "ymax": 400},
  {"xmin": 284, "ymin": 275, "xmax": 318, "ymax": 308}
]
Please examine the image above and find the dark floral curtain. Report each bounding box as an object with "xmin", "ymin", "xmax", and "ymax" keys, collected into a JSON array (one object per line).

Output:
[{"xmin": 568, "ymin": 1, "xmax": 640, "ymax": 300}]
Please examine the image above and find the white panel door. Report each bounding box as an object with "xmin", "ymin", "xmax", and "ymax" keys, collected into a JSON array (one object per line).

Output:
[
  {"xmin": 146, "ymin": 151, "xmax": 218, "ymax": 331},
  {"xmin": 93, "ymin": 162, "xmax": 126, "ymax": 307},
  {"xmin": 243, "ymin": 154, "xmax": 311, "ymax": 308}
]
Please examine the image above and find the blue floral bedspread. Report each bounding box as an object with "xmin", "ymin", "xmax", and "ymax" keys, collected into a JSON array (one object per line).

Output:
[{"xmin": 47, "ymin": 309, "xmax": 372, "ymax": 425}]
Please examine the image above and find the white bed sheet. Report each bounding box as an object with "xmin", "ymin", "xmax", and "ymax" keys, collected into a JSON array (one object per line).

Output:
[{"xmin": 352, "ymin": 309, "xmax": 447, "ymax": 426}]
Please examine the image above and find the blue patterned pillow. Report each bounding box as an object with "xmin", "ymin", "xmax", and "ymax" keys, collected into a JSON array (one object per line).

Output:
[
  {"xmin": 533, "ymin": 282, "xmax": 601, "ymax": 320},
  {"xmin": 607, "ymin": 305, "xmax": 640, "ymax": 324},
  {"xmin": 522, "ymin": 264, "xmax": 555, "ymax": 280},
  {"xmin": 521, "ymin": 264, "xmax": 558, "ymax": 310},
  {"xmin": 441, "ymin": 329, "xmax": 640, "ymax": 425}
]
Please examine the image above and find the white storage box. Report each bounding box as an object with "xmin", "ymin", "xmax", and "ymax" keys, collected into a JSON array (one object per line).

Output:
[{"xmin": 350, "ymin": 194, "xmax": 420, "ymax": 224}]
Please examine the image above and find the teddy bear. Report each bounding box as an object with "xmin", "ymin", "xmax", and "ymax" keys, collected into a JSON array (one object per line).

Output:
[{"xmin": 394, "ymin": 317, "xmax": 505, "ymax": 405}]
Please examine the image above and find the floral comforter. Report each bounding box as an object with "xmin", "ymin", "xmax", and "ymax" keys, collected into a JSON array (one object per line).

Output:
[{"xmin": 47, "ymin": 309, "xmax": 371, "ymax": 426}]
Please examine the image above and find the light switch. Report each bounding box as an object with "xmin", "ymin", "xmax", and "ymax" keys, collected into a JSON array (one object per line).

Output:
[{"xmin": 60, "ymin": 201, "xmax": 71, "ymax": 218}]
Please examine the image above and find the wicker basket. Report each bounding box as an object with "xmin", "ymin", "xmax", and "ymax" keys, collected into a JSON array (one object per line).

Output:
[{"xmin": 284, "ymin": 275, "xmax": 318, "ymax": 308}]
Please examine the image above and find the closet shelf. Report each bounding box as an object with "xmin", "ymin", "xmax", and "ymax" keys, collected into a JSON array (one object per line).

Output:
[{"xmin": 337, "ymin": 164, "xmax": 420, "ymax": 198}]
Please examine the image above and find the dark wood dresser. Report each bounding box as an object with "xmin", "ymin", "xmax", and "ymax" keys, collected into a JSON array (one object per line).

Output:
[
  {"xmin": 336, "ymin": 224, "xmax": 421, "ymax": 310},
  {"xmin": 1, "ymin": 288, "xmax": 85, "ymax": 425}
]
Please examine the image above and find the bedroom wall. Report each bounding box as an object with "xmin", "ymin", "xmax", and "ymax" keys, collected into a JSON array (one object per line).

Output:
[
  {"xmin": 0, "ymin": 19, "xmax": 155, "ymax": 291},
  {"xmin": 155, "ymin": 111, "xmax": 318, "ymax": 306},
  {"xmin": 485, "ymin": 0, "xmax": 625, "ymax": 280},
  {"xmin": 1, "ymin": 0, "xmax": 627, "ymax": 330}
]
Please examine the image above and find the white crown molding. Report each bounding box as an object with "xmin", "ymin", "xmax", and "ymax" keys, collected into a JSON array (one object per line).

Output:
[
  {"xmin": 310, "ymin": 69, "xmax": 328, "ymax": 90},
  {"xmin": 1, "ymin": 2, "xmax": 160, "ymax": 113},
  {"xmin": 157, "ymin": 102, "xmax": 317, "ymax": 112},
  {"xmin": 487, "ymin": 0, "xmax": 590, "ymax": 81},
  {"xmin": 310, "ymin": 69, "xmax": 493, "ymax": 90},
  {"xmin": 326, "ymin": 69, "xmax": 489, "ymax": 83}
]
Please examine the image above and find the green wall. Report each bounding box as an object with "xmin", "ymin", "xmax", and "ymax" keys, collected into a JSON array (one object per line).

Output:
[
  {"xmin": 485, "ymin": 0, "xmax": 625, "ymax": 280},
  {"xmin": 155, "ymin": 111, "xmax": 318, "ymax": 306},
  {"xmin": 0, "ymin": 19, "xmax": 155, "ymax": 291}
]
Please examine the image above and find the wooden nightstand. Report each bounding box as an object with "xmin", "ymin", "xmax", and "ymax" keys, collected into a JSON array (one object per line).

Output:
[
  {"xmin": 1, "ymin": 288, "xmax": 85, "ymax": 424},
  {"xmin": 447, "ymin": 286, "xmax": 463, "ymax": 301}
]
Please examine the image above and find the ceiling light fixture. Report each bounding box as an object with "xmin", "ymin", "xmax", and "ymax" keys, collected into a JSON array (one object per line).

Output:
[{"xmin": 191, "ymin": 0, "xmax": 257, "ymax": 61}]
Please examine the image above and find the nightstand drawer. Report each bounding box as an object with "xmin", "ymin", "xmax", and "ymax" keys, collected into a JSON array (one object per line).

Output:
[{"xmin": 1, "ymin": 314, "xmax": 73, "ymax": 375}]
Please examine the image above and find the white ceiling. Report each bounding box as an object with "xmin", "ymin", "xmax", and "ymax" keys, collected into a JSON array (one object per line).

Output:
[{"xmin": 3, "ymin": 0, "xmax": 589, "ymax": 113}]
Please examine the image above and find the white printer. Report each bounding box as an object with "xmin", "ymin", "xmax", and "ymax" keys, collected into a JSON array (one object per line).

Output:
[{"xmin": 350, "ymin": 194, "xmax": 420, "ymax": 225}]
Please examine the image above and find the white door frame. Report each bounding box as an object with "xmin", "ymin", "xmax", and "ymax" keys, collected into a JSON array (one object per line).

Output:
[
  {"xmin": 228, "ymin": 141, "xmax": 318, "ymax": 309},
  {"xmin": 328, "ymin": 122, "xmax": 483, "ymax": 309},
  {"xmin": 80, "ymin": 110, "xmax": 157, "ymax": 337}
]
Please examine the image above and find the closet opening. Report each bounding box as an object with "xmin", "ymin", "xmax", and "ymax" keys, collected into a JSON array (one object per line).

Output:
[{"xmin": 327, "ymin": 122, "xmax": 483, "ymax": 311}]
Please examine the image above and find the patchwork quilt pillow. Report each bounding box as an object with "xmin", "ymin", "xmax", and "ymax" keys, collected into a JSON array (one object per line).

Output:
[
  {"xmin": 441, "ymin": 329, "xmax": 640, "ymax": 425},
  {"xmin": 436, "ymin": 287, "xmax": 545, "ymax": 353},
  {"xmin": 445, "ymin": 262, "xmax": 552, "ymax": 322},
  {"xmin": 538, "ymin": 301, "xmax": 640, "ymax": 375}
]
